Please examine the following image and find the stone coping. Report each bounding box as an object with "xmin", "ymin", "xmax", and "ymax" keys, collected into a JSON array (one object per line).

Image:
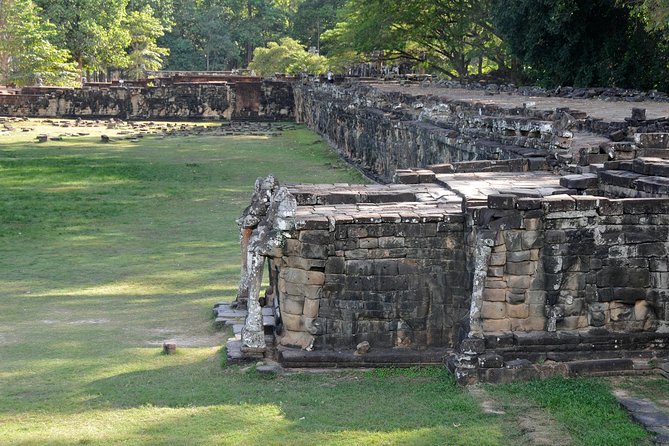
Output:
[{"xmin": 436, "ymin": 171, "xmax": 569, "ymax": 200}]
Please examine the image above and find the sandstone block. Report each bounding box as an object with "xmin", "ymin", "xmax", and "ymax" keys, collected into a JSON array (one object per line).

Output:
[
  {"xmin": 303, "ymin": 298, "xmax": 320, "ymax": 318},
  {"xmin": 634, "ymin": 300, "xmax": 652, "ymax": 320},
  {"xmin": 483, "ymin": 288, "xmax": 506, "ymax": 302},
  {"xmin": 282, "ymin": 296, "xmax": 305, "ymax": 315},
  {"xmin": 488, "ymin": 194, "xmax": 517, "ymax": 210},
  {"xmin": 529, "ymin": 304, "xmax": 545, "ymax": 317},
  {"xmin": 503, "ymin": 231, "xmax": 523, "ymax": 251},
  {"xmin": 482, "ymin": 319, "xmax": 511, "ymax": 332},
  {"xmin": 609, "ymin": 301, "xmax": 633, "ymax": 322},
  {"xmin": 507, "ymin": 275, "xmax": 531, "ymax": 289},
  {"xmin": 506, "ymin": 291, "xmax": 526, "ymax": 304},
  {"xmin": 526, "ymin": 291, "xmax": 547, "ymax": 305},
  {"xmin": 379, "ymin": 236, "xmax": 405, "ymax": 248},
  {"xmin": 279, "ymin": 330, "xmax": 314, "ymax": 349},
  {"xmin": 561, "ymin": 315, "xmax": 588, "ymax": 330},
  {"xmin": 506, "ymin": 303, "xmax": 529, "ymax": 319},
  {"xmin": 281, "ymin": 312, "xmax": 304, "ymax": 331},
  {"xmin": 485, "ymin": 278, "xmax": 507, "ymax": 289},
  {"xmin": 481, "ymin": 301, "xmax": 506, "ymax": 319},
  {"xmin": 359, "ymin": 238, "xmax": 379, "ymax": 249},
  {"xmin": 490, "ymin": 252, "xmax": 507, "ymax": 266},
  {"xmin": 298, "ymin": 230, "xmax": 330, "ymax": 244},
  {"xmin": 511, "ymin": 317, "xmax": 546, "ymax": 331},
  {"xmin": 506, "ymin": 260, "xmax": 536, "ymax": 275},
  {"xmin": 488, "ymin": 266, "xmax": 504, "ymax": 277},
  {"xmin": 522, "ymin": 231, "xmax": 544, "ymax": 249},
  {"xmin": 523, "ymin": 218, "xmax": 542, "ymax": 231},
  {"xmin": 325, "ymin": 257, "xmax": 345, "ymax": 274},
  {"xmin": 507, "ymin": 250, "xmax": 531, "ymax": 262}
]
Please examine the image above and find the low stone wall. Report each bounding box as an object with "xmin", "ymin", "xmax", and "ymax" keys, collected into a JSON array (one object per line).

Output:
[
  {"xmin": 0, "ymin": 79, "xmax": 294, "ymax": 120},
  {"xmin": 293, "ymin": 81, "xmax": 609, "ymax": 182},
  {"xmin": 273, "ymin": 184, "xmax": 468, "ymax": 351}
]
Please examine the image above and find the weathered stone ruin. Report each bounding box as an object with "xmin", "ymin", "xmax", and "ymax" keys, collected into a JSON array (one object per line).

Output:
[
  {"xmin": 3, "ymin": 73, "xmax": 669, "ymax": 382},
  {"xmin": 214, "ymin": 78, "xmax": 669, "ymax": 383},
  {"xmin": 0, "ymin": 75, "xmax": 293, "ymax": 120}
]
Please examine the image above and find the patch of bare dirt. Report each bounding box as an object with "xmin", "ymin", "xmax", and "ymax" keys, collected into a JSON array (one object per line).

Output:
[{"xmin": 469, "ymin": 385, "xmax": 572, "ymax": 446}]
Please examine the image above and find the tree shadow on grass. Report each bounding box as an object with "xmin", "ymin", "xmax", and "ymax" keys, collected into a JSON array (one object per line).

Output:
[{"xmin": 76, "ymin": 356, "xmax": 503, "ymax": 446}]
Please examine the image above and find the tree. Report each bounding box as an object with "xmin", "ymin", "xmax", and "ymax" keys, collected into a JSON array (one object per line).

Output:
[
  {"xmin": 291, "ymin": 0, "xmax": 344, "ymax": 52},
  {"xmin": 0, "ymin": 0, "xmax": 77, "ymax": 85},
  {"xmin": 35, "ymin": 0, "xmax": 131, "ymax": 76},
  {"xmin": 491, "ymin": 0, "xmax": 669, "ymax": 90},
  {"xmin": 249, "ymin": 36, "xmax": 328, "ymax": 75},
  {"xmin": 326, "ymin": 0, "xmax": 507, "ymax": 78},
  {"xmin": 124, "ymin": 6, "xmax": 169, "ymax": 79}
]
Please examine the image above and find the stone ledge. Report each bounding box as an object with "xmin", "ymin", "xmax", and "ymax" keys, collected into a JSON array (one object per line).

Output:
[{"xmin": 277, "ymin": 346, "xmax": 451, "ymax": 367}]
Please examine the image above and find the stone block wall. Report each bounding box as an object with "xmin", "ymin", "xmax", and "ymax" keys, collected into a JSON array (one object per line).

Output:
[
  {"xmin": 473, "ymin": 195, "xmax": 669, "ymax": 335},
  {"xmin": 0, "ymin": 79, "xmax": 293, "ymax": 120},
  {"xmin": 275, "ymin": 215, "xmax": 469, "ymax": 351},
  {"xmin": 293, "ymin": 83, "xmax": 552, "ymax": 182},
  {"xmin": 265, "ymin": 184, "xmax": 468, "ymax": 352}
]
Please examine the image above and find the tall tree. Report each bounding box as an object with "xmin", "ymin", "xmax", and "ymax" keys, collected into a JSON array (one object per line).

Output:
[
  {"xmin": 491, "ymin": 0, "xmax": 669, "ymax": 90},
  {"xmin": 0, "ymin": 0, "xmax": 77, "ymax": 85},
  {"xmin": 291, "ymin": 0, "xmax": 344, "ymax": 52},
  {"xmin": 326, "ymin": 0, "xmax": 506, "ymax": 78},
  {"xmin": 36, "ymin": 0, "xmax": 131, "ymax": 76},
  {"xmin": 124, "ymin": 5, "xmax": 169, "ymax": 79}
]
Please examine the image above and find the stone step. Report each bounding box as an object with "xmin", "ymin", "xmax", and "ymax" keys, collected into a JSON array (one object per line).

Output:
[
  {"xmin": 278, "ymin": 346, "xmax": 451, "ymax": 368},
  {"xmin": 616, "ymin": 394, "xmax": 669, "ymax": 445}
]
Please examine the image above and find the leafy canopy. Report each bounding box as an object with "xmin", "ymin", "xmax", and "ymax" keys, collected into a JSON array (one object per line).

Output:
[{"xmin": 249, "ymin": 36, "xmax": 328, "ymax": 75}]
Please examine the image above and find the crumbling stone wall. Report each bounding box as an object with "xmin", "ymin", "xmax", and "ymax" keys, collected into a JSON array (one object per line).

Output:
[
  {"xmin": 0, "ymin": 80, "xmax": 293, "ymax": 120},
  {"xmin": 270, "ymin": 184, "xmax": 469, "ymax": 352},
  {"xmin": 472, "ymin": 194, "xmax": 669, "ymax": 334},
  {"xmin": 292, "ymin": 82, "xmax": 586, "ymax": 182},
  {"xmin": 276, "ymin": 216, "xmax": 468, "ymax": 350}
]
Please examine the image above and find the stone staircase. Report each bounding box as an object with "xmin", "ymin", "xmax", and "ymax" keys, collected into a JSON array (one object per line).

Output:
[{"xmin": 213, "ymin": 302, "xmax": 279, "ymax": 364}]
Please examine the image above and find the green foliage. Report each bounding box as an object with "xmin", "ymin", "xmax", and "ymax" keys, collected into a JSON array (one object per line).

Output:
[
  {"xmin": 249, "ymin": 36, "xmax": 329, "ymax": 75},
  {"xmin": 0, "ymin": 0, "xmax": 77, "ymax": 86},
  {"xmin": 124, "ymin": 5, "xmax": 169, "ymax": 79},
  {"xmin": 327, "ymin": 0, "xmax": 507, "ymax": 78},
  {"xmin": 491, "ymin": 0, "xmax": 669, "ymax": 90},
  {"xmin": 627, "ymin": 0, "xmax": 669, "ymax": 31},
  {"xmin": 36, "ymin": 0, "xmax": 131, "ymax": 73},
  {"xmin": 291, "ymin": 0, "xmax": 344, "ymax": 52}
]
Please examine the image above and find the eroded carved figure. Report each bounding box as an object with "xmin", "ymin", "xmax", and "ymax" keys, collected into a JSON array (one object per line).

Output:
[{"xmin": 237, "ymin": 176, "xmax": 296, "ymax": 350}]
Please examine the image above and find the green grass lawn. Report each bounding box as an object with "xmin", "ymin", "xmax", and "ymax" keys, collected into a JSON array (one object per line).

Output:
[{"xmin": 0, "ymin": 120, "xmax": 658, "ymax": 445}]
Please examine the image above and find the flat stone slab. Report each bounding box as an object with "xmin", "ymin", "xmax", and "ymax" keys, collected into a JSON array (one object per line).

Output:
[
  {"xmin": 373, "ymin": 84, "xmax": 669, "ymax": 122},
  {"xmin": 278, "ymin": 346, "xmax": 450, "ymax": 368},
  {"xmin": 616, "ymin": 392, "xmax": 669, "ymax": 445},
  {"xmin": 436, "ymin": 171, "xmax": 568, "ymax": 200}
]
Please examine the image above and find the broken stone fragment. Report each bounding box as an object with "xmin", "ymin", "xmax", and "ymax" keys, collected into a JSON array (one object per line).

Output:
[{"xmin": 355, "ymin": 341, "xmax": 371, "ymax": 355}]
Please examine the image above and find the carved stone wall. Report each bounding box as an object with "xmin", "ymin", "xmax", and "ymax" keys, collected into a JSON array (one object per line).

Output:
[
  {"xmin": 0, "ymin": 79, "xmax": 293, "ymax": 120},
  {"xmin": 272, "ymin": 183, "xmax": 468, "ymax": 352}
]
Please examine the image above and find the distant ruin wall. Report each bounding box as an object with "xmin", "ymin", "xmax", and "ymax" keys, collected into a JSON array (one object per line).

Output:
[
  {"xmin": 293, "ymin": 82, "xmax": 555, "ymax": 182},
  {"xmin": 0, "ymin": 80, "xmax": 294, "ymax": 120}
]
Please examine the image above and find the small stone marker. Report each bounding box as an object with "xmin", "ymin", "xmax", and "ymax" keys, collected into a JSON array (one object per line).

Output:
[
  {"xmin": 355, "ymin": 341, "xmax": 371, "ymax": 355},
  {"xmin": 162, "ymin": 342, "xmax": 177, "ymax": 354}
]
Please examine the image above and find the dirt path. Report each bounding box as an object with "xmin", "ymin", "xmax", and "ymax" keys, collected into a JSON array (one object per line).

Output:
[{"xmin": 468, "ymin": 385, "xmax": 572, "ymax": 446}]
